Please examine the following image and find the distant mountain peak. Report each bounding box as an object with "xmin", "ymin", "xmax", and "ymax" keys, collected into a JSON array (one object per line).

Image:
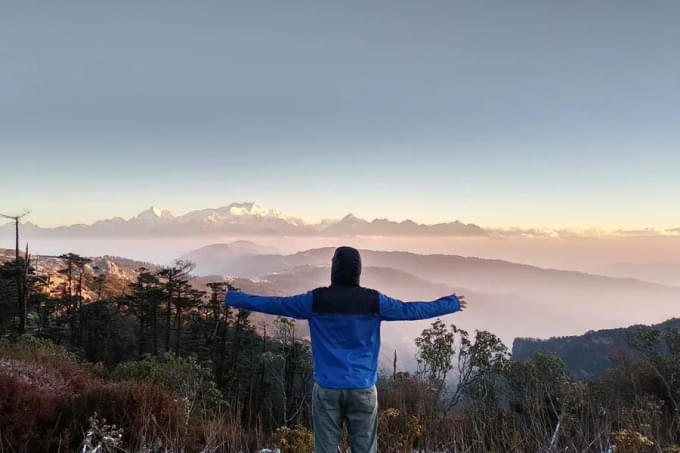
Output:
[
  {"xmin": 224, "ymin": 202, "xmax": 281, "ymax": 218},
  {"xmin": 217, "ymin": 202, "xmax": 257, "ymax": 215},
  {"xmin": 340, "ymin": 213, "xmax": 366, "ymax": 222},
  {"xmin": 134, "ymin": 206, "xmax": 174, "ymax": 221}
]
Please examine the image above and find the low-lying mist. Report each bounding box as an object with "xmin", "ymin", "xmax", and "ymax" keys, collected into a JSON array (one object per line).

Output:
[
  {"xmin": 13, "ymin": 234, "xmax": 680, "ymax": 286},
  {"xmin": 5, "ymin": 231, "xmax": 680, "ymax": 372}
]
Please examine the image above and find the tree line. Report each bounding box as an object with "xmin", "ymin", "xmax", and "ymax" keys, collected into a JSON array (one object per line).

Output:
[{"xmin": 0, "ymin": 252, "xmax": 314, "ymax": 436}]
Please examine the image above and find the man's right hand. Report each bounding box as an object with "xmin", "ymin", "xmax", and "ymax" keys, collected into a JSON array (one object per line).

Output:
[{"xmin": 456, "ymin": 294, "xmax": 467, "ymax": 311}]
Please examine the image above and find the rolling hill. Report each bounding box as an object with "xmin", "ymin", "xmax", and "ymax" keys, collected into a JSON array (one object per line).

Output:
[
  {"xmin": 184, "ymin": 246, "xmax": 680, "ymax": 357},
  {"xmin": 512, "ymin": 318, "xmax": 680, "ymax": 378}
]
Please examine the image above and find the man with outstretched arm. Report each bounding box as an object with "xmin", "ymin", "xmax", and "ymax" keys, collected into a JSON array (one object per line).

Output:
[{"xmin": 225, "ymin": 246, "xmax": 466, "ymax": 453}]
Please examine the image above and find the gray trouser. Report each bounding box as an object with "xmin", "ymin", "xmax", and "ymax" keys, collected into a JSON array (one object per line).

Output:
[{"xmin": 312, "ymin": 383, "xmax": 378, "ymax": 453}]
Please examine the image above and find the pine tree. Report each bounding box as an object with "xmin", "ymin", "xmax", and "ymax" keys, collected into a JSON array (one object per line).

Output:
[
  {"xmin": 158, "ymin": 261, "xmax": 193, "ymax": 352},
  {"xmin": 126, "ymin": 268, "xmax": 163, "ymax": 356}
]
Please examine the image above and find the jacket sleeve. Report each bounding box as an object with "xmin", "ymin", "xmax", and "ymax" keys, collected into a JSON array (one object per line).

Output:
[
  {"xmin": 378, "ymin": 293, "xmax": 460, "ymax": 321},
  {"xmin": 225, "ymin": 290, "xmax": 313, "ymax": 320}
]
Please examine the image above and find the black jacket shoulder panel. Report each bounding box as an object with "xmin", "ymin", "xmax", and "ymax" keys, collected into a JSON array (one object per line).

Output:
[{"xmin": 312, "ymin": 286, "xmax": 379, "ymax": 315}]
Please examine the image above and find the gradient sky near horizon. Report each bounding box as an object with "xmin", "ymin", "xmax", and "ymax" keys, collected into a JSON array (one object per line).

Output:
[{"xmin": 1, "ymin": 1, "xmax": 679, "ymax": 229}]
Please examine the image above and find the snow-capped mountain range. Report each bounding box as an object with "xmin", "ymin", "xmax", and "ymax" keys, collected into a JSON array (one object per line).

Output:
[{"xmin": 1, "ymin": 202, "xmax": 486, "ymax": 238}]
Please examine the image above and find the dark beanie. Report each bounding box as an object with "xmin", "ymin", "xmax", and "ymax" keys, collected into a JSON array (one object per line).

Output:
[{"xmin": 331, "ymin": 246, "xmax": 362, "ymax": 287}]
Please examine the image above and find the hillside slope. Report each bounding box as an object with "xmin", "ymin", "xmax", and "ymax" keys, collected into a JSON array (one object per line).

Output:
[
  {"xmin": 512, "ymin": 318, "xmax": 680, "ymax": 378},
  {"xmin": 191, "ymin": 247, "xmax": 680, "ymax": 344}
]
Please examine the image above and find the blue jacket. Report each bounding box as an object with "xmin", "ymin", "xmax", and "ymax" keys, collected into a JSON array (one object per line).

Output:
[{"xmin": 225, "ymin": 289, "xmax": 460, "ymax": 389}]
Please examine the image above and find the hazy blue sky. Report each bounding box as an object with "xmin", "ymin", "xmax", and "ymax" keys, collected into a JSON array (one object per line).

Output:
[{"xmin": 1, "ymin": 1, "xmax": 679, "ymax": 229}]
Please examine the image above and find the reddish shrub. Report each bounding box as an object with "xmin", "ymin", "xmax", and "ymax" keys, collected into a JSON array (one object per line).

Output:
[
  {"xmin": 0, "ymin": 373, "xmax": 63, "ymax": 451},
  {"xmin": 61, "ymin": 381, "xmax": 191, "ymax": 451},
  {"xmin": 0, "ymin": 365, "xmax": 193, "ymax": 452},
  {"xmin": 0, "ymin": 355, "xmax": 95, "ymax": 452},
  {"xmin": 0, "ymin": 357, "xmax": 88, "ymax": 395},
  {"xmin": 0, "ymin": 339, "xmax": 198, "ymax": 452},
  {"xmin": 0, "ymin": 338, "xmax": 98, "ymax": 395}
]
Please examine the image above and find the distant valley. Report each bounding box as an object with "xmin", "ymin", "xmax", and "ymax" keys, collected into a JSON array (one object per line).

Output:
[
  {"xmin": 3, "ymin": 239, "xmax": 680, "ymax": 372},
  {"xmin": 182, "ymin": 242, "xmax": 680, "ymax": 367}
]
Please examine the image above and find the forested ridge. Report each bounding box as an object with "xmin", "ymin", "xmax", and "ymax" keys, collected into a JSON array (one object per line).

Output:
[
  {"xmin": 2, "ymin": 248, "xmax": 680, "ymax": 452},
  {"xmin": 513, "ymin": 317, "xmax": 680, "ymax": 379}
]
